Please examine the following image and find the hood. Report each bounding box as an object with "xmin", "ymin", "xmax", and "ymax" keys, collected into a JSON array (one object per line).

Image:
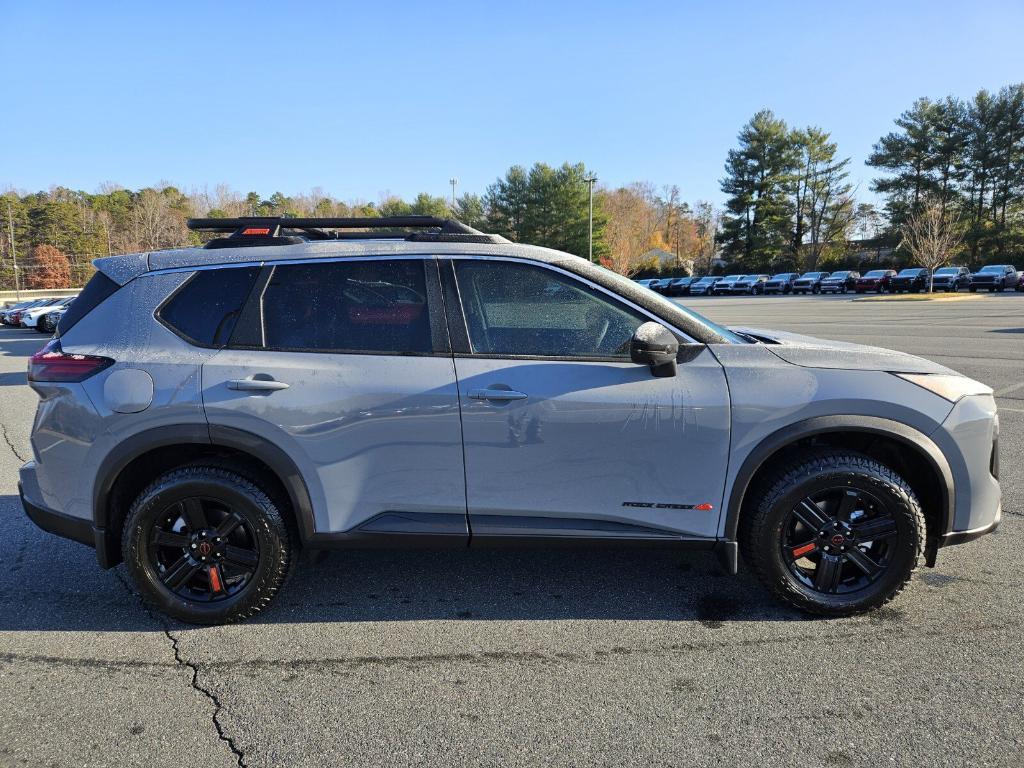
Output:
[{"xmin": 732, "ymin": 327, "xmax": 956, "ymax": 374}]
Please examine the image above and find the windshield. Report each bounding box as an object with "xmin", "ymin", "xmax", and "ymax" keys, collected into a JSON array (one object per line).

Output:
[
  {"xmin": 696, "ymin": 277, "xmax": 715, "ymax": 284},
  {"xmin": 979, "ymin": 265, "xmax": 1004, "ymax": 273},
  {"xmin": 723, "ymin": 274, "xmax": 742, "ymax": 280},
  {"xmin": 934, "ymin": 268, "xmax": 958, "ymax": 275},
  {"xmin": 898, "ymin": 269, "xmax": 922, "ymax": 276},
  {"xmin": 770, "ymin": 273, "xmax": 792, "ymax": 279},
  {"xmin": 799, "ymin": 272, "xmax": 825, "ymax": 279},
  {"xmin": 829, "ymin": 272, "xmax": 850, "ymax": 278},
  {"xmin": 863, "ymin": 270, "xmax": 886, "ymax": 277}
]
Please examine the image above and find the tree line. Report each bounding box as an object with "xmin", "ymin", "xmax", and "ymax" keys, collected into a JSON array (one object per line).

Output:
[
  {"xmin": 719, "ymin": 83, "xmax": 1024, "ymax": 273},
  {"xmin": 3, "ymin": 82, "xmax": 1021, "ymax": 290}
]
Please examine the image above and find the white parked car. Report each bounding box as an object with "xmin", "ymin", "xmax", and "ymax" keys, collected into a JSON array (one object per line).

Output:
[{"xmin": 21, "ymin": 296, "xmax": 75, "ymax": 328}]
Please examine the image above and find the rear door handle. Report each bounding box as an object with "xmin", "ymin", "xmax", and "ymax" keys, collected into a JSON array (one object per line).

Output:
[
  {"xmin": 228, "ymin": 378, "xmax": 290, "ymax": 392},
  {"xmin": 468, "ymin": 388, "xmax": 528, "ymax": 401}
]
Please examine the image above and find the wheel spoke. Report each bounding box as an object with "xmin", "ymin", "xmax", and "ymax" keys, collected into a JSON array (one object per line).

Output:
[
  {"xmin": 214, "ymin": 512, "xmax": 243, "ymax": 539},
  {"xmin": 853, "ymin": 516, "xmax": 898, "ymax": 542},
  {"xmin": 152, "ymin": 530, "xmax": 190, "ymax": 549},
  {"xmin": 162, "ymin": 556, "xmax": 202, "ymax": 590},
  {"xmin": 846, "ymin": 547, "xmax": 884, "ymax": 578},
  {"xmin": 814, "ymin": 554, "xmax": 844, "ymax": 593},
  {"xmin": 180, "ymin": 498, "xmax": 208, "ymax": 531},
  {"xmin": 223, "ymin": 545, "xmax": 259, "ymax": 570},
  {"xmin": 793, "ymin": 498, "xmax": 831, "ymax": 531},
  {"xmin": 834, "ymin": 491, "xmax": 859, "ymax": 521}
]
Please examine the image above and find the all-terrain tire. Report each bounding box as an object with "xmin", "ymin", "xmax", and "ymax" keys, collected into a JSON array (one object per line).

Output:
[
  {"xmin": 739, "ymin": 451, "xmax": 924, "ymax": 616},
  {"xmin": 122, "ymin": 465, "xmax": 292, "ymax": 625}
]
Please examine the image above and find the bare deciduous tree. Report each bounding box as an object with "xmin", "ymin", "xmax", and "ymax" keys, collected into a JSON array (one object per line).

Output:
[
  {"xmin": 692, "ymin": 201, "xmax": 720, "ymax": 275},
  {"xmin": 899, "ymin": 198, "xmax": 963, "ymax": 292}
]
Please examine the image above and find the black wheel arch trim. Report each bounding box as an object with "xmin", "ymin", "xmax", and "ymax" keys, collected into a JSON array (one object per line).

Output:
[
  {"xmin": 723, "ymin": 415, "xmax": 955, "ymax": 544},
  {"xmin": 92, "ymin": 423, "xmax": 318, "ymax": 568}
]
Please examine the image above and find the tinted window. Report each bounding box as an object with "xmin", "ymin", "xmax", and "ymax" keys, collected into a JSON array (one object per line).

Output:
[
  {"xmin": 160, "ymin": 266, "xmax": 260, "ymax": 347},
  {"xmin": 261, "ymin": 259, "xmax": 431, "ymax": 354},
  {"xmin": 455, "ymin": 260, "xmax": 647, "ymax": 358},
  {"xmin": 57, "ymin": 272, "xmax": 119, "ymax": 336}
]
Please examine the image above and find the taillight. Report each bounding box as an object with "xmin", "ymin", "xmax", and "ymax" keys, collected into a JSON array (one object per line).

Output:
[{"xmin": 28, "ymin": 339, "xmax": 114, "ymax": 383}]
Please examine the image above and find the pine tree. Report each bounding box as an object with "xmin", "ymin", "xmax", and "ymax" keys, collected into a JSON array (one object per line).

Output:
[{"xmin": 719, "ymin": 110, "xmax": 796, "ymax": 270}]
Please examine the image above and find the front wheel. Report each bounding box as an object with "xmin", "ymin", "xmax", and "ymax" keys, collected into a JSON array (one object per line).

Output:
[
  {"xmin": 739, "ymin": 451, "xmax": 923, "ymax": 616},
  {"xmin": 122, "ymin": 465, "xmax": 293, "ymax": 625}
]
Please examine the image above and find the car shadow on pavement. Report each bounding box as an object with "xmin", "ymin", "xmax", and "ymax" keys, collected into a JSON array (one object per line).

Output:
[{"xmin": 0, "ymin": 498, "xmax": 809, "ymax": 631}]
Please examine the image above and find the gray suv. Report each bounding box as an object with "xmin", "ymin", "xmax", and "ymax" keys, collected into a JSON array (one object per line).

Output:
[{"xmin": 20, "ymin": 217, "xmax": 1001, "ymax": 624}]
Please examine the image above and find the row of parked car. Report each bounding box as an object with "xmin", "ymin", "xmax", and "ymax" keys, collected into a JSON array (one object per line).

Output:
[
  {"xmin": 637, "ymin": 264, "xmax": 1024, "ymax": 296},
  {"xmin": 0, "ymin": 295, "xmax": 77, "ymax": 333}
]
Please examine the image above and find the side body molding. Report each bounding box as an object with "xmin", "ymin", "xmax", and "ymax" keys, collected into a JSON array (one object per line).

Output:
[{"xmin": 722, "ymin": 414, "xmax": 955, "ymax": 544}]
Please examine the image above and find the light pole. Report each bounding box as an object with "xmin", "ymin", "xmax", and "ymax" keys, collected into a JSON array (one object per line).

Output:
[
  {"xmin": 6, "ymin": 202, "xmax": 20, "ymax": 300},
  {"xmin": 449, "ymin": 178, "xmax": 458, "ymax": 212},
  {"xmin": 584, "ymin": 175, "xmax": 597, "ymax": 262}
]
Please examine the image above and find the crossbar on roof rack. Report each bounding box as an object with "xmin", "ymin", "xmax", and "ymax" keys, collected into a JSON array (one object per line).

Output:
[{"xmin": 186, "ymin": 215, "xmax": 506, "ymax": 248}]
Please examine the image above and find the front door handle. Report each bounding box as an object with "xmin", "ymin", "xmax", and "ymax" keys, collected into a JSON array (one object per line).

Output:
[
  {"xmin": 468, "ymin": 388, "xmax": 528, "ymax": 402},
  {"xmin": 228, "ymin": 378, "xmax": 290, "ymax": 392}
]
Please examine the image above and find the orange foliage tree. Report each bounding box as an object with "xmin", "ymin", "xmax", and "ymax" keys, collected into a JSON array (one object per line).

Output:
[{"xmin": 26, "ymin": 244, "xmax": 72, "ymax": 289}]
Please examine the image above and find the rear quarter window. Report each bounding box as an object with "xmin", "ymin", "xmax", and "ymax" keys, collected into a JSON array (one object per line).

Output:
[
  {"xmin": 56, "ymin": 272, "xmax": 119, "ymax": 336},
  {"xmin": 158, "ymin": 266, "xmax": 261, "ymax": 347}
]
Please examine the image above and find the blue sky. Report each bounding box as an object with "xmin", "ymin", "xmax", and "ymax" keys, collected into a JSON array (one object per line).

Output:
[{"xmin": 3, "ymin": 0, "xmax": 1023, "ymax": 207}]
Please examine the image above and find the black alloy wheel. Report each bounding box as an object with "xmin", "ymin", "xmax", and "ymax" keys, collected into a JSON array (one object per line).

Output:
[
  {"xmin": 780, "ymin": 488, "xmax": 898, "ymax": 595},
  {"xmin": 148, "ymin": 496, "xmax": 260, "ymax": 603}
]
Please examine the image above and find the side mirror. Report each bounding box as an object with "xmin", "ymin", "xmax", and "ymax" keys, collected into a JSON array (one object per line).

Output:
[{"xmin": 630, "ymin": 322, "xmax": 679, "ymax": 377}]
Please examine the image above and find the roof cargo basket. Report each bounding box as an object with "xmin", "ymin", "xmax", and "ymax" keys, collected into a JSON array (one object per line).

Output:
[{"xmin": 187, "ymin": 216, "xmax": 506, "ymax": 248}]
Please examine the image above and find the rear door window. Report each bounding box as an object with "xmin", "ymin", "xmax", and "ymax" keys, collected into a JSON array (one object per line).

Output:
[{"xmin": 259, "ymin": 259, "xmax": 433, "ymax": 354}]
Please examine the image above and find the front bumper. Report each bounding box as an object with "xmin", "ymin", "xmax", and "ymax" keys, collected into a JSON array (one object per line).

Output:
[{"xmin": 933, "ymin": 394, "xmax": 1002, "ymax": 548}]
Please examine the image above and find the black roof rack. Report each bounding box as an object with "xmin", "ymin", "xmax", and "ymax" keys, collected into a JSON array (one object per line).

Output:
[{"xmin": 186, "ymin": 216, "xmax": 505, "ymax": 249}]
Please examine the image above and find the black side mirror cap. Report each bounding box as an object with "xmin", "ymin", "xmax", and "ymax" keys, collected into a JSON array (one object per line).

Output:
[{"xmin": 630, "ymin": 322, "xmax": 680, "ymax": 377}]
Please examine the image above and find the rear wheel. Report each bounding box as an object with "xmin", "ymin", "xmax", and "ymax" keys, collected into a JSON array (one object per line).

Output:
[
  {"xmin": 739, "ymin": 451, "xmax": 923, "ymax": 616},
  {"xmin": 122, "ymin": 465, "xmax": 292, "ymax": 625}
]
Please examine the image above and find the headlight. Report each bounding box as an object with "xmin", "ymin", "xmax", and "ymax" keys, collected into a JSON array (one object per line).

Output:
[{"xmin": 893, "ymin": 373, "xmax": 993, "ymax": 402}]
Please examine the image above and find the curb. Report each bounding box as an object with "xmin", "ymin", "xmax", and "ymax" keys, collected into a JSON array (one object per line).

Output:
[{"xmin": 851, "ymin": 293, "xmax": 985, "ymax": 303}]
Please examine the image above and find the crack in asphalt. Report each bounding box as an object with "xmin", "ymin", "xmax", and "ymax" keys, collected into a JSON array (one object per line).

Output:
[
  {"xmin": 7, "ymin": 615, "xmax": 1015, "ymax": 676},
  {"xmin": 114, "ymin": 573, "xmax": 248, "ymax": 768},
  {"xmin": 0, "ymin": 422, "xmax": 26, "ymax": 463}
]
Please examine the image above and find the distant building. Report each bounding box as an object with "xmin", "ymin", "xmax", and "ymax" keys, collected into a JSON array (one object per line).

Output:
[
  {"xmin": 640, "ymin": 248, "xmax": 694, "ymax": 275},
  {"xmin": 847, "ymin": 238, "xmax": 896, "ymax": 264}
]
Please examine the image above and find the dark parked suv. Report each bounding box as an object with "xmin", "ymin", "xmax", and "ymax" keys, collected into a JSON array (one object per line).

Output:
[
  {"xmin": 792, "ymin": 272, "xmax": 829, "ymax": 294},
  {"xmin": 969, "ymin": 265, "xmax": 1018, "ymax": 292},
  {"xmin": 931, "ymin": 266, "xmax": 970, "ymax": 292},
  {"xmin": 855, "ymin": 270, "xmax": 897, "ymax": 294},
  {"xmin": 763, "ymin": 273, "xmax": 800, "ymax": 294},
  {"xmin": 20, "ymin": 216, "xmax": 1002, "ymax": 624},
  {"xmin": 819, "ymin": 271, "xmax": 860, "ymax": 294},
  {"xmin": 889, "ymin": 268, "xmax": 930, "ymax": 293}
]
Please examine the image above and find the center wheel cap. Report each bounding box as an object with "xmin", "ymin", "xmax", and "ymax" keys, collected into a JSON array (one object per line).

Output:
[
  {"xmin": 830, "ymin": 534, "xmax": 846, "ymax": 547},
  {"xmin": 197, "ymin": 541, "xmax": 213, "ymax": 557}
]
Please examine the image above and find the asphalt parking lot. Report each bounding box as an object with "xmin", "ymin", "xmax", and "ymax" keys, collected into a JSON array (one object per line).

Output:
[{"xmin": 1, "ymin": 293, "xmax": 1022, "ymax": 768}]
